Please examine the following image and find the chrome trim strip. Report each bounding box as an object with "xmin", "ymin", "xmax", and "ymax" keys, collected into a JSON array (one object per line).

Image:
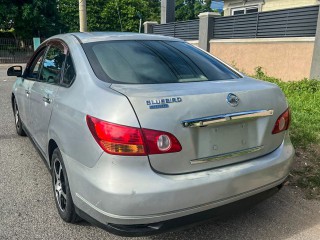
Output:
[
  {"xmin": 190, "ymin": 146, "xmax": 264, "ymax": 165},
  {"xmin": 181, "ymin": 110, "xmax": 274, "ymax": 128}
]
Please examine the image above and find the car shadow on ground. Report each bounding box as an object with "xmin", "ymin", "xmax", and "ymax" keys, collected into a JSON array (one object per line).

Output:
[{"xmin": 146, "ymin": 187, "xmax": 320, "ymax": 240}]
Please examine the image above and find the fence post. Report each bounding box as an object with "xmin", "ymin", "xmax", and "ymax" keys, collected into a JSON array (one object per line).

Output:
[
  {"xmin": 310, "ymin": 5, "xmax": 320, "ymax": 79},
  {"xmin": 143, "ymin": 21, "xmax": 158, "ymax": 34},
  {"xmin": 198, "ymin": 12, "xmax": 220, "ymax": 52},
  {"xmin": 161, "ymin": 0, "xmax": 175, "ymax": 24}
]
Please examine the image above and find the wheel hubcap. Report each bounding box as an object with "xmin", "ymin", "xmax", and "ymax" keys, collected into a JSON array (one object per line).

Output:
[
  {"xmin": 53, "ymin": 158, "xmax": 67, "ymax": 212},
  {"xmin": 14, "ymin": 103, "xmax": 20, "ymax": 129}
]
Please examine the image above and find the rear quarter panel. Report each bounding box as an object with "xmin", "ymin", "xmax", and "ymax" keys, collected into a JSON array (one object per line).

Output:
[{"xmin": 48, "ymin": 35, "xmax": 141, "ymax": 168}]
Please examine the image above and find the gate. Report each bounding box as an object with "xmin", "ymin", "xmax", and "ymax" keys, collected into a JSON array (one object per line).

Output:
[{"xmin": 0, "ymin": 38, "xmax": 34, "ymax": 63}]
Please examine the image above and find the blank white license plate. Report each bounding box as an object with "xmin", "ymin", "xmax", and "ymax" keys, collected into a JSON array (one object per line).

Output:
[{"xmin": 197, "ymin": 122, "xmax": 250, "ymax": 158}]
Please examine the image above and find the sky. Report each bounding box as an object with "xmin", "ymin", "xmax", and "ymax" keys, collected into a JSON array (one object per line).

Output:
[{"xmin": 211, "ymin": 0, "xmax": 224, "ymax": 12}]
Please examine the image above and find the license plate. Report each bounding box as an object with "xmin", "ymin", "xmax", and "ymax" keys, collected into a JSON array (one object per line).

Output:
[{"xmin": 197, "ymin": 122, "xmax": 251, "ymax": 158}]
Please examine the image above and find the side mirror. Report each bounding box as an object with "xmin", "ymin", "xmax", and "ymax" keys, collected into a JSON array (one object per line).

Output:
[{"xmin": 7, "ymin": 66, "xmax": 22, "ymax": 77}]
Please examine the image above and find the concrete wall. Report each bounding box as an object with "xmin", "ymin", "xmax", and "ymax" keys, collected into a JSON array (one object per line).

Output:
[
  {"xmin": 210, "ymin": 37, "xmax": 315, "ymax": 81},
  {"xmin": 224, "ymin": 0, "xmax": 319, "ymax": 16},
  {"xmin": 263, "ymin": 0, "xmax": 318, "ymax": 11}
]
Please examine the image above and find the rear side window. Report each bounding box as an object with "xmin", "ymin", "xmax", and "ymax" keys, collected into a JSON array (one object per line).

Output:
[
  {"xmin": 83, "ymin": 40, "xmax": 240, "ymax": 84},
  {"xmin": 40, "ymin": 44, "xmax": 66, "ymax": 84},
  {"xmin": 62, "ymin": 54, "xmax": 76, "ymax": 86}
]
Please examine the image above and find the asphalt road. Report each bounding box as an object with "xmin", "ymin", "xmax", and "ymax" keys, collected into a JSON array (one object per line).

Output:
[{"xmin": 1, "ymin": 64, "xmax": 320, "ymax": 240}]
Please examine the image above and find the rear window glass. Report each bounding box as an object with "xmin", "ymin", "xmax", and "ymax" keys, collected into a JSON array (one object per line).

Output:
[{"xmin": 83, "ymin": 40, "xmax": 240, "ymax": 84}]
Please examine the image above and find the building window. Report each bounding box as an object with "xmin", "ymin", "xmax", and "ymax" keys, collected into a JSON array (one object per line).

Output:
[{"xmin": 232, "ymin": 6, "xmax": 259, "ymax": 15}]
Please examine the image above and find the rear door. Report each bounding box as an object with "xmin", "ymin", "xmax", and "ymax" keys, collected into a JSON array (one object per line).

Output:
[{"xmin": 29, "ymin": 41, "xmax": 67, "ymax": 153}]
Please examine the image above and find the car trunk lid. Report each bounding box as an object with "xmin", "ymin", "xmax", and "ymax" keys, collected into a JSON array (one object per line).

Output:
[{"xmin": 111, "ymin": 77, "xmax": 288, "ymax": 174}]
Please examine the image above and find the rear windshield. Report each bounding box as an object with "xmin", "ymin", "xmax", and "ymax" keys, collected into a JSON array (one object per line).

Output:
[{"xmin": 83, "ymin": 40, "xmax": 240, "ymax": 84}]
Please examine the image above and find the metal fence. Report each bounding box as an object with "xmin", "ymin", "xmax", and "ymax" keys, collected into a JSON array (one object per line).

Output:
[
  {"xmin": 0, "ymin": 38, "xmax": 34, "ymax": 63},
  {"xmin": 152, "ymin": 5, "xmax": 319, "ymax": 40},
  {"xmin": 213, "ymin": 5, "xmax": 319, "ymax": 39},
  {"xmin": 153, "ymin": 19, "xmax": 199, "ymax": 40}
]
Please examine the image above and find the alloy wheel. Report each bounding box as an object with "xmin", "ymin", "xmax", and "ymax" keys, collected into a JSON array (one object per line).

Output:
[
  {"xmin": 14, "ymin": 102, "xmax": 20, "ymax": 130},
  {"xmin": 53, "ymin": 158, "xmax": 67, "ymax": 212}
]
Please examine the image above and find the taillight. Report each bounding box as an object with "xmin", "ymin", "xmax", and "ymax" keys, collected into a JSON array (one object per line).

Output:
[
  {"xmin": 272, "ymin": 108, "xmax": 290, "ymax": 134},
  {"xmin": 86, "ymin": 115, "xmax": 145, "ymax": 156},
  {"xmin": 142, "ymin": 129, "xmax": 182, "ymax": 154},
  {"xmin": 86, "ymin": 115, "xmax": 182, "ymax": 156}
]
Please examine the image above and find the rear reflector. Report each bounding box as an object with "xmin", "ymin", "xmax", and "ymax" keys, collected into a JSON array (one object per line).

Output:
[
  {"xmin": 86, "ymin": 115, "xmax": 182, "ymax": 156},
  {"xmin": 142, "ymin": 129, "xmax": 182, "ymax": 154},
  {"xmin": 272, "ymin": 108, "xmax": 290, "ymax": 134}
]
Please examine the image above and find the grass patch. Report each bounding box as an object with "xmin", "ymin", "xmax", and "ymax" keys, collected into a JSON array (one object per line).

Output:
[
  {"xmin": 251, "ymin": 67, "xmax": 320, "ymax": 199},
  {"xmin": 252, "ymin": 67, "xmax": 320, "ymax": 148}
]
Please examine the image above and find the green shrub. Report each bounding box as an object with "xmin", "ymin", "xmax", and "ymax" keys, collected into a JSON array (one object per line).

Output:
[{"xmin": 252, "ymin": 67, "xmax": 320, "ymax": 147}]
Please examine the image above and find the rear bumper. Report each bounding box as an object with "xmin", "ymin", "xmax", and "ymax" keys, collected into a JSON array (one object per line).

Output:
[
  {"xmin": 63, "ymin": 133, "xmax": 294, "ymax": 230},
  {"xmin": 75, "ymin": 184, "xmax": 283, "ymax": 236}
]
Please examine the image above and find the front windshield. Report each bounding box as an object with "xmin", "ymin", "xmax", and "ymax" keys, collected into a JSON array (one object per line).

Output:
[{"xmin": 83, "ymin": 40, "xmax": 241, "ymax": 84}]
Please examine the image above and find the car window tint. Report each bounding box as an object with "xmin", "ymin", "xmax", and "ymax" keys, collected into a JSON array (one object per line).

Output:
[
  {"xmin": 26, "ymin": 48, "xmax": 47, "ymax": 79},
  {"xmin": 166, "ymin": 41, "xmax": 240, "ymax": 81},
  {"xmin": 83, "ymin": 40, "xmax": 240, "ymax": 84},
  {"xmin": 62, "ymin": 54, "xmax": 76, "ymax": 86},
  {"xmin": 91, "ymin": 41, "xmax": 176, "ymax": 84},
  {"xmin": 40, "ymin": 45, "xmax": 66, "ymax": 84},
  {"xmin": 142, "ymin": 41, "xmax": 207, "ymax": 82}
]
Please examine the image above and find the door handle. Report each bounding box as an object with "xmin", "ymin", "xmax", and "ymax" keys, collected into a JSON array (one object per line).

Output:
[
  {"xmin": 25, "ymin": 89, "xmax": 30, "ymax": 95},
  {"xmin": 42, "ymin": 96, "xmax": 52, "ymax": 104}
]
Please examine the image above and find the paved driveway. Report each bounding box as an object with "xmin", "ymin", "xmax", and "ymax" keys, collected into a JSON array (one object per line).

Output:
[{"xmin": 1, "ymin": 64, "xmax": 320, "ymax": 240}]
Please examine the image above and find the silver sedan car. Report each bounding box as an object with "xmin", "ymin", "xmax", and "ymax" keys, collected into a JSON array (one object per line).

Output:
[{"xmin": 8, "ymin": 32, "xmax": 294, "ymax": 236}]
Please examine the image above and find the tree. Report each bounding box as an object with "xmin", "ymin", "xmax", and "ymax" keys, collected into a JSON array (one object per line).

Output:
[
  {"xmin": 175, "ymin": 0, "xmax": 212, "ymax": 21},
  {"xmin": 0, "ymin": 0, "xmax": 63, "ymax": 39},
  {"xmin": 58, "ymin": 0, "xmax": 160, "ymax": 33},
  {"xmin": 0, "ymin": 0, "xmax": 161, "ymax": 38},
  {"xmin": 146, "ymin": 0, "xmax": 161, "ymax": 23},
  {"xmin": 0, "ymin": 1, "xmax": 14, "ymax": 30},
  {"xmin": 101, "ymin": 0, "xmax": 154, "ymax": 32},
  {"xmin": 57, "ymin": 0, "xmax": 79, "ymax": 32}
]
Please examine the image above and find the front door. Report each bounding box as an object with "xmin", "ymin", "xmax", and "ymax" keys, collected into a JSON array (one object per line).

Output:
[
  {"xmin": 29, "ymin": 43, "xmax": 67, "ymax": 154},
  {"xmin": 17, "ymin": 47, "xmax": 47, "ymax": 130}
]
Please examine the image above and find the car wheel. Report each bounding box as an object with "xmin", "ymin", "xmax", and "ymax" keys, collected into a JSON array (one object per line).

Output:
[
  {"xmin": 13, "ymin": 99, "xmax": 26, "ymax": 136},
  {"xmin": 51, "ymin": 148, "xmax": 81, "ymax": 223}
]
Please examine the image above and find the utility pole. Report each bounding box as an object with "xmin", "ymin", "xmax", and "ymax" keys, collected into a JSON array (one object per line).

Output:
[{"xmin": 79, "ymin": 0, "xmax": 87, "ymax": 32}]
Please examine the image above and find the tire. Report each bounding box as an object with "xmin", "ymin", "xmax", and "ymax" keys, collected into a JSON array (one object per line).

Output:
[
  {"xmin": 13, "ymin": 98, "xmax": 26, "ymax": 136},
  {"xmin": 51, "ymin": 148, "xmax": 81, "ymax": 223}
]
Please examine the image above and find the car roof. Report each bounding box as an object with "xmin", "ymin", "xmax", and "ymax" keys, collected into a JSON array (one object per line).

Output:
[{"xmin": 51, "ymin": 32, "xmax": 183, "ymax": 44}]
